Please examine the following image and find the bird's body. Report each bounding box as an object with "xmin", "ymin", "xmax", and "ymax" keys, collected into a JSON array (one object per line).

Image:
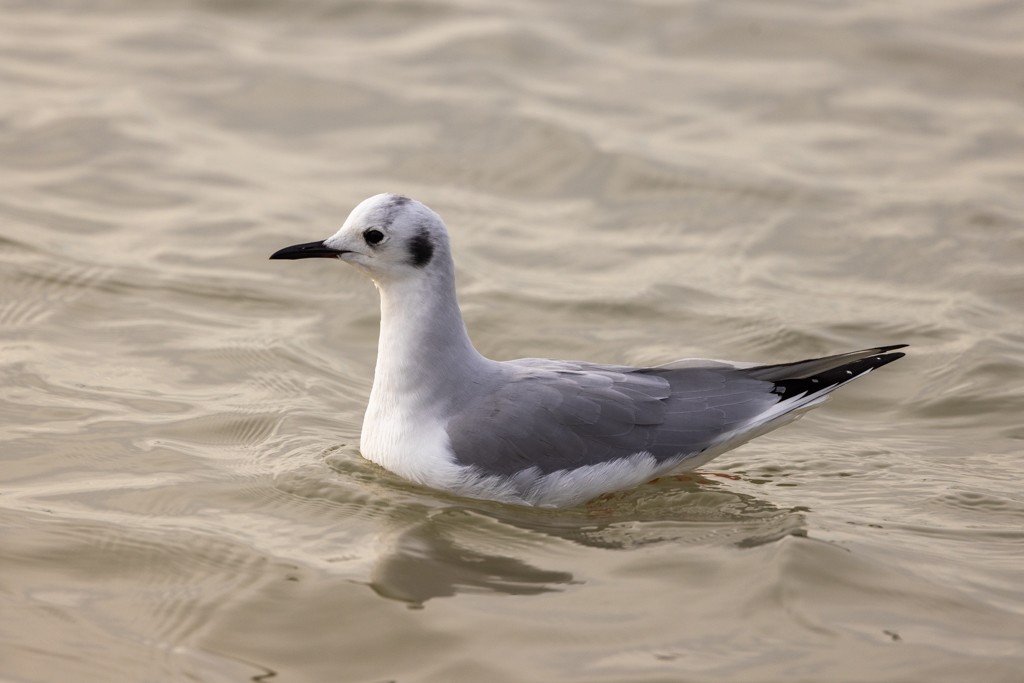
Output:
[{"xmin": 271, "ymin": 194, "xmax": 905, "ymax": 507}]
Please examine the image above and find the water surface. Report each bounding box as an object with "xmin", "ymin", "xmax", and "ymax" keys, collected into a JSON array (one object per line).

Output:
[{"xmin": 3, "ymin": 1, "xmax": 1024, "ymax": 681}]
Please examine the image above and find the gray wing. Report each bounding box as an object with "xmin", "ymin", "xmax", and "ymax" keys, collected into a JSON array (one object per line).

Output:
[{"xmin": 445, "ymin": 359, "xmax": 778, "ymax": 476}]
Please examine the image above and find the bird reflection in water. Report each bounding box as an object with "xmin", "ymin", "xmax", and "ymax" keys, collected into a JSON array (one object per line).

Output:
[{"xmin": 364, "ymin": 473, "xmax": 806, "ymax": 607}]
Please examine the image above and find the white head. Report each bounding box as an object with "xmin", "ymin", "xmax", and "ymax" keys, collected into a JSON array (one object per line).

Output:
[{"xmin": 270, "ymin": 193, "xmax": 450, "ymax": 284}]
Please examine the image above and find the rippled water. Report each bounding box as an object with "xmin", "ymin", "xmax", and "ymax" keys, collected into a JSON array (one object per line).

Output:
[{"xmin": 3, "ymin": 1, "xmax": 1024, "ymax": 681}]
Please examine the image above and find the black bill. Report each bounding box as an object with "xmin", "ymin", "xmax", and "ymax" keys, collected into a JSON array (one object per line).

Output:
[{"xmin": 269, "ymin": 240, "xmax": 345, "ymax": 260}]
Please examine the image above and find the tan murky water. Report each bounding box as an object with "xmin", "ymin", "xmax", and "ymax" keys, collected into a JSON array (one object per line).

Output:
[{"xmin": 3, "ymin": 1, "xmax": 1024, "ymax": 681}]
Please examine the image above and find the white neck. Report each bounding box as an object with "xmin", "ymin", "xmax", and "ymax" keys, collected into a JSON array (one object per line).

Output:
[
  {"xmin": 367, "ymin": 261, "xmax": 491, "ymax": 419},
  {"xmin": 359, "ymin": 258, "xmax": 494, "ymax": 486}
]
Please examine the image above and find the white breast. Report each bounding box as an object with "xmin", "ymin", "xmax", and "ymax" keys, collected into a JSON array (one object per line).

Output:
[{"xmin": 359, "ymin": 397, "xmax": 465, "ymax": 492}]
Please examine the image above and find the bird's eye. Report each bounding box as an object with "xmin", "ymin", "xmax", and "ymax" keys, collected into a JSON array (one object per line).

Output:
[{"xmin": 363, "ymin": 229, "xmax": 385, "ymax": 245}]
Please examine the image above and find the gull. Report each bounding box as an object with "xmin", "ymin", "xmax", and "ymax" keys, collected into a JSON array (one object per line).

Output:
[{"xmin": 271, "ymin": 194, "xmax": 906, "ymax": 507}]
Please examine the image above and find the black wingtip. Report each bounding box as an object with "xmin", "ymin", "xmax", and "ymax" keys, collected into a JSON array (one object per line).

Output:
[
  {"xmin": 772, "ymin": 350, "xmax": 906, "ymax": 400},
  {"xmin": 875, "ymin": 343, "xmax": 909, "ymax": 353},
  {"xmin": 872, "ymin": 351, "xmax": 906, "ymax": 367}
]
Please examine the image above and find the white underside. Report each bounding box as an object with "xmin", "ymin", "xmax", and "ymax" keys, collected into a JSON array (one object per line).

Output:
[
  {"xmin": 455, "ymin": 452, "xmax": 673, "ymax": 507},
  {"xmin": 360, "ymin": 402, "xmax": 671, "ymax": 507},
  {"xmin": 360, "ymin": 386, "xmax": 836, "ymax": 508}
]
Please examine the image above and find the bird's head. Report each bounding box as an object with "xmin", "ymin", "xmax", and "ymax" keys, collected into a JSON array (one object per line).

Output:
[{"xmin": 270, "ymin": 193, "xmax": 447, "ymax": 284}]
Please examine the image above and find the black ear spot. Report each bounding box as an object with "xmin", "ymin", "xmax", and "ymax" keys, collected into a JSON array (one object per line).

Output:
[{"xmin": 408, "ymin": 228, "xmax": 434, "ymax": 268}]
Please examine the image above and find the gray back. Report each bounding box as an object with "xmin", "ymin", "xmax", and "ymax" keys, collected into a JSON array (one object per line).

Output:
[{"xmin": 445, "ymin": 359, "xmax": 778, "ymax": 476}]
